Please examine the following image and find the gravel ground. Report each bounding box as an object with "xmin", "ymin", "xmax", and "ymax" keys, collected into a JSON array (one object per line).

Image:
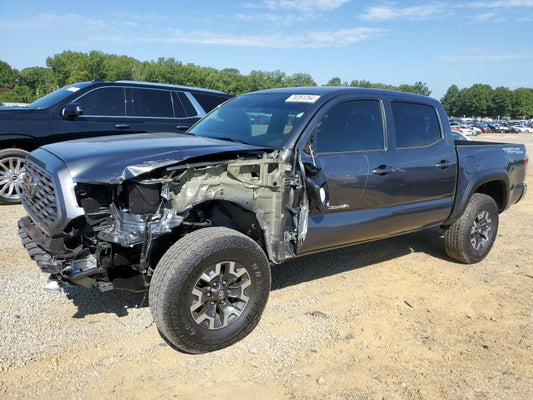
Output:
[{"xmin": 0, "ymin": 133, "xmax": 532, "ymax": 399}]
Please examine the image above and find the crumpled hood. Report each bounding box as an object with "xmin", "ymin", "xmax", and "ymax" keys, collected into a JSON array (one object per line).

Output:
[{"xmin": 39, "ymin": 132, "xmax": 264, "ymax": 183}]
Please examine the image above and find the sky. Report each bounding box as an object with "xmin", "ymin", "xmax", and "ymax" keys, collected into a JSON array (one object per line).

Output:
[{"xmin": 0, "ymin": 0, "xmax": 532, "ymax": 99}]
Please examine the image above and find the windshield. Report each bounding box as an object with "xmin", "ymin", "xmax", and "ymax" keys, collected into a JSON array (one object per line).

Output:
[
  {"xmin": 29, "ymin": 82, "xmax": 92, "ymax": 109},
  {"xmin": 189, "ymin": 93, "xmax": 319, "ymax": 148}
]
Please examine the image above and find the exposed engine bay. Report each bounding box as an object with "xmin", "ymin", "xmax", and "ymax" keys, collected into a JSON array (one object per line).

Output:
[{"xmin": 19, "ymin": 150, "xmax": 313, "ymax": 293}]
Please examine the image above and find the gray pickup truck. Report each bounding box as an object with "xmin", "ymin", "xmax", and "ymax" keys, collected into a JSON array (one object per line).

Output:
[{"xmin": 18, "ymin": 87, "xmax": 527, "ymax": 353}]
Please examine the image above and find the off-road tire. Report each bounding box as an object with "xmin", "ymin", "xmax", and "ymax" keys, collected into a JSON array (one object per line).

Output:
[
  {"xmin": 444, "ymin": 193, "xmax": 499, "ymax": 264},
  {"xmin": 149, "ymin": 227, "xmax": 271, "ymax": 354},
  {"xmin": 0, "ymin": 148, "xmax": 28, "ymax": 205}
]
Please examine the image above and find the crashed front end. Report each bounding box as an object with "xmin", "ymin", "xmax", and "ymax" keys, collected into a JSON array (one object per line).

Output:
[{"xmin": 18, "ymin": 147, "xmax": 306, "ymax": 293}]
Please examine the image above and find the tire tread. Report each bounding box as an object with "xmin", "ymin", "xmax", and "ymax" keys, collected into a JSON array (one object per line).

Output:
[
  {"xmin": 149, "ymin": 227, "xmax": 270, "ymax": 354},
  {"xmin": 444, "ymin": 193, "xmax": 498, "ymax": 264}
]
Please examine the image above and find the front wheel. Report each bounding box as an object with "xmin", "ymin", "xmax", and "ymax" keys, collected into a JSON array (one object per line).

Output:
[
  {"xmin": 149, "ymin": 227, "xmax": 271, "ymax": 353},
  {"xmin": 444, "ymin": 193, "xmax": 499, "ymax": 264},
  {"xmin": 0, "ymin": 148, "xmax": 28, "ymax": 205}
]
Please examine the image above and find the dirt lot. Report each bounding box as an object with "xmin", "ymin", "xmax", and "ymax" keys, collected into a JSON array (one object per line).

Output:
[{"xmin": 0, "ymin": 133, "xmax": 532, "ymax": 400}]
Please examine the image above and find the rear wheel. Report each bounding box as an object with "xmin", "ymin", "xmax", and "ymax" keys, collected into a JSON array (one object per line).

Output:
[
  {"xmin": 0, "ymin": 148, "xmax": 28, "ymax": 205},
  {"xmin": 149, "ymin": 227, "xmax": 271, "ymax": 353},
  {"xmin": 444, "ymin": 193, "xmax": 499, "ymax": 264}
]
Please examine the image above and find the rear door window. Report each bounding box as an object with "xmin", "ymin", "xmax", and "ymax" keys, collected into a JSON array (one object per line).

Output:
[
  {"xmin": 391, "ymin": 101, "xmax": 441, "ymax": 148},
  {"xmin": 134, "ymin": 89, "xmax": 174, "ymax": 118}
]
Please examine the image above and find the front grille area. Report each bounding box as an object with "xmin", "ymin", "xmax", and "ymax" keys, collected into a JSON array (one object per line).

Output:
[{"xmin": 22, "ymin": 160, "xmax": 58, "ymax": 229}]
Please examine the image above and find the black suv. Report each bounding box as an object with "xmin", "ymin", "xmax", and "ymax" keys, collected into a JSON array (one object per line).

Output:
[{"xmin": 0, "ymin": 79, "xmax": 232, "ymax": 204}]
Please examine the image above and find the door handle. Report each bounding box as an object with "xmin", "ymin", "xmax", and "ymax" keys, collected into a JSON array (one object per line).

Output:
[
  {"xmin": 114, "ymin": 124, "xmax": 130, "ymax": 129},
  {"xmin": 176, "ymin": 125, "xmax": 190, "ymax": 131},
  {"xmin": 372, "ymin": 165, "xmax": 395, "ymax": 176},
  {"xmin": 435, "ymin": 160, "xmax": 453, "ymax": 169}
]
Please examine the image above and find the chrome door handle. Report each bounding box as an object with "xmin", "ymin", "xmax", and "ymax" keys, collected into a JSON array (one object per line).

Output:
[
  {"xmin": 114, "ymin": 124, "xmax": 130, "ymax": 129},
  {"xmin": 372, "ymin": 165, "xmax": 395, "ymax": 176},
  {"xmin": 435, "ymin": 160, "xmax": 453, "ymax": 169}
]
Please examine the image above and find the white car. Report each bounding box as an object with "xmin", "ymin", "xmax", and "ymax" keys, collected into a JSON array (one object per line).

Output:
[
  {"xmin": 470, "ymin": 126, "xmax": 482, "ymax": 135},
  {"xmin": 493, "ymin": 124, "xmax": 510, "ymax": 133},
  {"xmin": 510, "ymin": 125, "xmax": 533, "ymax": 133},
  {"xmin": 451, "ymin": 129, "xmax": 470, "ymax": 141},
  {"xmin": 456, "ymin": 124, "xmax": 477, "ymax": 136}
]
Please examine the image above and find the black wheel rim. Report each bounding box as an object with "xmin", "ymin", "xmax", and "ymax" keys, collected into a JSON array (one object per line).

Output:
[
  {"xmin": 470, "ymin": 210, "xmax": 492, "ymax": 251},
  {"xmin": 189, "ymin": 261, "xmax": 252, "ymax": 330}
]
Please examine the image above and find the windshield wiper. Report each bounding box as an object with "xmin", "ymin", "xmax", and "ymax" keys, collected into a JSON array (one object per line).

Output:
[{"xmin": 205, "ymin": 136, "xmax": 252, "ymax": 145}]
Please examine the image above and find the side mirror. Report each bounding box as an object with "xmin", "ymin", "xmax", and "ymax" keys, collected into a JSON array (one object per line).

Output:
[
  {"xmin": 303, "ymin": 162, "xmax": 329, "ymax": 213},
  {"xmin": 62, "ymin": 103, "xmax": 83, "ymax": 120}
]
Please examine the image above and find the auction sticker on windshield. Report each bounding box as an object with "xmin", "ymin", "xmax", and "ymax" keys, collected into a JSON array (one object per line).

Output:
[{"xmin": 286, "ymin": 94, "xmax": 320, "ymax": 103}]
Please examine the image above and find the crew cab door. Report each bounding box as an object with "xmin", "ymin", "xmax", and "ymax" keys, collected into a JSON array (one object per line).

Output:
[
  {"xmin": 298, "ymin": 97, "xmax": 394, "ymax": 253},
  {"xmin": 130, "ymin": 89, "xmax": 200, "ymax": 134},
  {"xmin": 53, "ymin": 86, "xmax": 136, "ymax": 140},
  {"xmin": 385, "ymin": 99, "xmax": 457, "ymax": 234}
]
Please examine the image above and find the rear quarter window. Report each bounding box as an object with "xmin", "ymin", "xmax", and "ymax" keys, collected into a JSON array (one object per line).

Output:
[
  {"xmin": 391, "ymin": 101, "xmax": 441, "ymax": 148},
  {"xmin": 176, "ymin": 92, "xmax": 198, "ymax": 117},
  {"xmin": 192, "ymin": 93, "xmax": 230, "ymax": 113}
]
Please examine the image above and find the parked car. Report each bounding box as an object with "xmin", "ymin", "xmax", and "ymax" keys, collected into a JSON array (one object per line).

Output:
[
  {"xmin": 492, "ymin": 124, "xmax": 510, "ymax": 133},
  {"xmin": 0, "ymin": 79, "xmax": 232, "ymax": 204},
  {"xmin": 451, "ymin": 129, "xmax": 470, "ymax": 141},
  {"xmin": 19, "ymin": 87, "xmax": 528, "ymax": 353},
  {"xmin": 470, "ymin": 125, "xmax": 483, "ymax": 135},
  {"xmin": 510, "ymin": 124, "xmax": 533, "ymax": 133},
  {"xmin": 473, "ymin": 124, "xmax": 490, "ymax": 134},
  {"xmin": 455, "ymin": 125, "xmax": 477, "ymax": 136},
  {"xmin": 509, "ymin": 125, "xmax": 526, "ymax": 133}
]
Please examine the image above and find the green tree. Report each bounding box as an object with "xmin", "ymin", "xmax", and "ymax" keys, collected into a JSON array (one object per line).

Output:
[
  {"xmin": 349, "ymin": 79, "xmax": 374, "ymax": 88},
  {"xmin": 457, "ymin": 84, "xmax": 493, "ymax": 117},
  {"xmin": 490, "ymin": 86, "xmax": 512, "ymax": 118},
  {"xmin": 441, "ymin": 84, "xmax": 460, "ymax": 116},
  {"xmin": 18, "ymin": 67, "xmax": 56, "ymax": 101},
  {"xmin": 287, "ymin": 73, "xmax": 316, "ymax": 87},
  {"xmin": 46, "ymin": 50, "xmax": 108, "ymax": 86},
  {"xmin": 0, "ymin": 89, "xmax": 23, "ymax": 102},
  {"xmin": 453, "ymin": 88, "xmax": 468, "ymax": 117},
  {"xmin": 510, "ymin": 88, "xmax": 533, "ymax": 119},
  {"xmin": 14, "ymin": 85, "xmax": 33, "ymax": 102},
  {"xmin": 248, "ymin": 70, "xmax": 288, "ymax": 92},
  {"xmin": 103, "ymin": 54, "xmax": 140, "ymax": 81},
  {"xmin": 396, "ymin": 82, "xmax": 431, "ymax": 96},
  {"xmin": 412, "ymin": 81, "xmax": 431, "ymax": 96},
  {"xmin": 46, "ymin": 51, "xmax": 75, "ymax": 86},
  {"xmin": 325, "ymin": 77, "xmax": 342, "ymax": 86},
  {"xmin": 9, "ymin": 49, "xmax": 533, "ymax": 118},
  {"xmin": 148, "ymin": 57, "xmax": 182, "ymax": 84},
  {"xmin": 0, "ymin": 60, "xmax": 18, "ymax": 89},
  {"xmin": 219, "ymin": 68, "xmax": 250, "ymax": 95}
]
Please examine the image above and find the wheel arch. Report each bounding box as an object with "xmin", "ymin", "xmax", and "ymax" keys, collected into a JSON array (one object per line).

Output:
[
  {"xmin": 185, "ymin": 199, "xmax": 271, "ymax": 260},
  {"xmin": 443, "ymin": 170, "xmax": 510, "ymax": 227},
  {"xmin": 474, "ymin": 178, "xmax": 508, "ymax": 212},
  {"xmin": 0, "ymin": 135, "xmax": 38, "ymax": 153}
]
